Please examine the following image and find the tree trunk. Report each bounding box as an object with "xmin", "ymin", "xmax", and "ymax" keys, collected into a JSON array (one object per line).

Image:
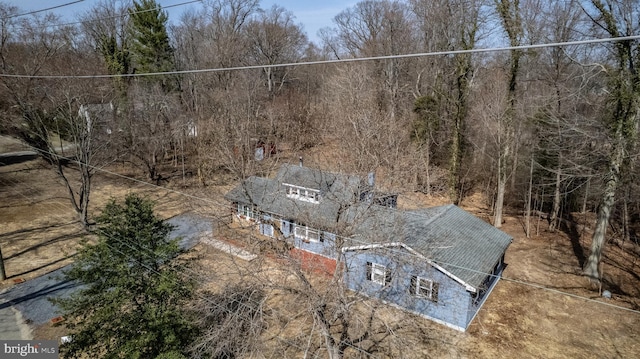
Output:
[
  {"xmin": 510, "ymin": 127, "xmax": 520, "ymax": 191},
  {"xmin": 79, "ymin": 161, "xmax": 91, "ymax": 229},
  {"xmin": 584, "ymin": 143, "xmax": 623, "ymax": 280},
  {"xmin": 449, "ymin": 120, "xmax": 462, "ymax": 203},
  {"xmin": 581, "ymin": 0, "xmax": 640, "ymax": 283},
  {"xmin": 549, "ymin": 165, "xmax": 561, "ymax": 231},
  {"xmin": 494, "ymin": 148, "xmax": 507, "ymax": 228},
  {"xmin": 0, "ymin": 245, "xmax": 6, "ymax": 280},
  {"xmin": 582, "ymin": 177, "xmax": 590, "ymax": 214},
  {"xmin": 56, "ymin": 161, "xmax": 82, "ymax": 213},
  {"xmin": 424, "ymin": 144, "xmax": 431, "ymax": 196},
  {"xmin": 622, "ymin": 188, "xmax": 630, "ymax": 243},
  {"xmin": 265, "ymin": 67, "xmax": 273, "ymax": 95},
  {"xmin": 450, "ymin": 55, "xmax": 469, "ymax": 204},
  {"xmin": 318, "ymin": 319, "xmax": 342, "ymax": 359},
  {"xmin": 526, "ymin": 156, "xmax": 533, "ymax": 238},
  {"xmin": 494, "ymin": 0, "xmax": 521, "ymax": 229}
]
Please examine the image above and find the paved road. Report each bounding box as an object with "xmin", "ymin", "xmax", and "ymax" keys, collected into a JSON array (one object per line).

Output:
[
  {"xmin": 0, "ymin": 144, "xmax": 78, "ymax": 166},
  {"xmin": 0, "ymin": 213, "xmax": 212, "ymax": 339},
  {"xmin": 0, "ymin": 151, "xmax": 38, "ymax": 165}
]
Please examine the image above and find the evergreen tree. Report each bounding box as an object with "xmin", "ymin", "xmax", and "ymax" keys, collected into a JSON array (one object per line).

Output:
[
  {"xmin": 129, "ymin": 0, "xmax": 176, "ymax": 90},
  {"xmin": 55, "ymin": 194, "xmax": 196, "ymax": 358}
]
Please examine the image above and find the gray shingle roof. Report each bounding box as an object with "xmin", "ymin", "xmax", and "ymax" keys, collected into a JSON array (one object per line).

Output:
[
  {"xmin": 224, "ymin": 164, "xmax": 364, "ymax": 230},
  {"xmin": 225, "ymin": 165, "xmax": 512, "ymax": 290},
  {"xmin": 403, "ymin": 205, "xmax": 512, "ymax": 289},
  {"xmin": 341, "ymin": 203, "xmax": 511, "ymax": 289}
]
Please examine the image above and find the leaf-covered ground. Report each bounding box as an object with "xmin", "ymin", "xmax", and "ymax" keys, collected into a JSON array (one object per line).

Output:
[{"xmin": 1, "ymin": 135, "xmax": 638, "ymax": 358}]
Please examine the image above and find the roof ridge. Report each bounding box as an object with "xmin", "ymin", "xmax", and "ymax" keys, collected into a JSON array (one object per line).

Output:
[{"xmin": 408, "ymin": 203, "xmax": 453, "ymax": 227}]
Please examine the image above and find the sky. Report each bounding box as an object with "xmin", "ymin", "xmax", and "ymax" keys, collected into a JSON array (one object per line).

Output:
[{"xmin": 5, "ymin": 0, "xmax": 357, "ymax": 44}]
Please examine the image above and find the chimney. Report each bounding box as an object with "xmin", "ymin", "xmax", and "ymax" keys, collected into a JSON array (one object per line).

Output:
[{"xmin": 299, "ymin": 156, "xmax": 304, "ymax": 167}]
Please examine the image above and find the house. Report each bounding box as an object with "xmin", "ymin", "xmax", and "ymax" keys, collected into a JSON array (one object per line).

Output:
[
  {"xmin": 78, "ymin": 103, "xmax": 117, "ymax": 134},
  {"xmin": 225, "ymin": 163, "xmax": 371, "ymax": 271},
  {"xmin": 340, "ymin": 203, "xmax": 511, "ymax": 331},
  {"xmin": 224, "ymin": 163, "xmax": 512, "ymax": 331}
]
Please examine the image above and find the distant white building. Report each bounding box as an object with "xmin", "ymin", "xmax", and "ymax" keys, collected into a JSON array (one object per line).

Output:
[{"xmin": 78, "ymin": 103, "xmax": 116, "ymax": 134}]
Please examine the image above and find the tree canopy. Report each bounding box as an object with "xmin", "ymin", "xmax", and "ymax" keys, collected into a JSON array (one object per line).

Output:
[
  {"xmin": 129, "ymin": 0, "xmax": 176, "ymax": 90},
  {"xmin": 54, "ymin": 194, "xmax": 196, "ymax": 359}
]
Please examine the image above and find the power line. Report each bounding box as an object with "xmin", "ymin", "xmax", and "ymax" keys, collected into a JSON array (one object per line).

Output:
[
  {"xmin": 0, "ymin": 157, "xmax": 378, "ymax": 357},
  {"xmin": 0, "ymin": 164, "xmax": 372, "ymax": 358},
  {"xmin": 2, "ymin": 148, "xmax": 639, "ymax": 358},
  {"xmin": 1, "ymin": 0, "xmax": 85, "ymax": 20},
  {"xmin": 20, "ymin": 146, "xmax": 640, "ymax": 317},
  {"xmin": 1, "ymin": 34, "xmax": 638, "ymax": 79},
  {"xmin": 50, "ymin": 0, "xmax": 203, "ymax": 28},
  {"xmin": 0, "ymin": 1, "xmax": 202, "ymax": 28}
]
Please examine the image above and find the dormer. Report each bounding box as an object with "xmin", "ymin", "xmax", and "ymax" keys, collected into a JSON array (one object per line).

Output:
[{"xmin": 283, "ymin": 183, "xmax": 320, "ymax": 203}]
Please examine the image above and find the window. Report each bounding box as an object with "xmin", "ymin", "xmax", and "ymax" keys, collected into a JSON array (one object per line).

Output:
[
  {"xmin": 366, "ymin": 262, "xmax": 392, "ymax": 286},
  {"xmin": 260, "ymin": 223, "xmax": 274, "ymax": 237},
  {"xmin": 283, "ymin": 183, "xmax": 320, "ymax": 203},
  {"xmin": 237, "ymin": 203, "xmax": 257, "ymax": 220},
  {"xmin": 294, "ymin": 225, "xmax": 321, "ymax": 242},
  {"xmin": 281, "ymin": 220, "xmax": 293, "ymax": 237},
  {"xmin": 410, "ymin": 276, "xmax": 439, "ymax": 302}
]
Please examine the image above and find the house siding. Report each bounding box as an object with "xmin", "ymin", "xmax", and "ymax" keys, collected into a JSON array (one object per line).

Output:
[
  {"xmin": 225, "ymin": 166, "xmax": 512, "ymax": 332},
  {"xmin": 247, "ymin": 214, "xmax": 338, "ymax": 260},
  {"xmin": 259, "ymin": 213, "xmax": 275, "ymax": 237},
  {"xmin": 342, "ymin": 249, "xmax": 473, "ymax": 330},
  {"xmin": 293, "ymin": 228, "xmax": 337, "ymax": 259}
]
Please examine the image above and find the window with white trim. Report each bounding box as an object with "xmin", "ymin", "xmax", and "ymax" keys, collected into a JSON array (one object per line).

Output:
[
  {"xmin": 284, "ymin": 183, "xmax": 320, "ymax": 203},
  {"xmin": 410, "ymin": 276, "xmax": 439, "ymax": 302},
  {"xmin": 366, "ymin": 262, "xmax": 391, "ymax": 286},
  {"xmin": 237, "ymin": 203, "xmax": 257, "ymax": 220},
  {"xmin": 261, "ymin": 223, "xmax": 274, "ymax": 237},
  {"xmin": 294, "ymin": 225, "xmax": 321, "ymax": 242}
]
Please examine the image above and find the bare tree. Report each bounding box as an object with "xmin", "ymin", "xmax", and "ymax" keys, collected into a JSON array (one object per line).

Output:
[
  {"xmin": 515, "ymin": 1, "xmax": 593, "ymax": 232},
  {"xmin": 120, "ymin": 83, "xmax": 181, "ymax": 183},
  {"xmin": 409, "ymin": 0, "xmax": 486, "ymax": 202},
  {"xmin": 0, "ymin": 6, "xmax": 114, "ymax": 229},
  {"xmin": 493, "ymin": 0, "xmax": 524, "ymax": 227},
  {"xmin": 245, "ymin": 5, "xmax": 308, "ymax": 97},
  {"xmin": 189, "ymin": 284, "xmax": 266, "ymax": 359},
  {"xmin": 58, "ymin": 89, "xmax": 120, "ymax": 229},
  {"xmin": 331, "ymin": 0, "xmax": 417, "ymax": 121},
  {"xmin": 80, "ymin": 0, "xmax": 132, "ymax": 93},
  {"xmin": 581, "ymin": 0, "xmax": 640, "ymax": 281}
]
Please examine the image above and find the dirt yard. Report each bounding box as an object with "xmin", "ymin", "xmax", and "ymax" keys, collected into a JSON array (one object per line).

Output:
[{"xmin": 1, "ymin": 135, "xmax": 639, "ymax": 358}]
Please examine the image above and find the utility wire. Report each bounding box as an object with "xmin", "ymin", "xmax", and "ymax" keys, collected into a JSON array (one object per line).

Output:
[
  {"xmin": 2, "ymin": 150, "xmax": 639, "ymax": 359},
  {"xmin": 0, "ymin": 166, "xmax": 370, "ymax": 359},
  {"xmin": 20, "ymin": 146, "xmax": 640, "ymax": 317},
  {"xmin": 1, "ymin": 35, "xmax": 639, "ymax": 79},
  {"xmin": 50, "ymin": 0, "xmax": 203, "ymax": 28},
  {"xmin": 1, "ymin": 0, "xmax": 85, "ymax": 20}
]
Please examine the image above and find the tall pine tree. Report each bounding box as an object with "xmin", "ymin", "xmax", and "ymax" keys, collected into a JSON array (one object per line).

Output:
[
  {"xmin": 129, "ymin": 0, "xmax": 176, "ymax": 90},
  {"xmin": 55, "ymin": 194, "xmax": 196, "ymax": 358}
]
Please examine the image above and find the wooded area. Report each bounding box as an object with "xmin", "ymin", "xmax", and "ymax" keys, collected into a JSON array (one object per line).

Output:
[
  {"xmin": 1, "ymin": 0, "xmax": 639, "ymax": 283},
  {"xmin": 1, "ymin": 1, "xmax": 640, "ymax": 357}
]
